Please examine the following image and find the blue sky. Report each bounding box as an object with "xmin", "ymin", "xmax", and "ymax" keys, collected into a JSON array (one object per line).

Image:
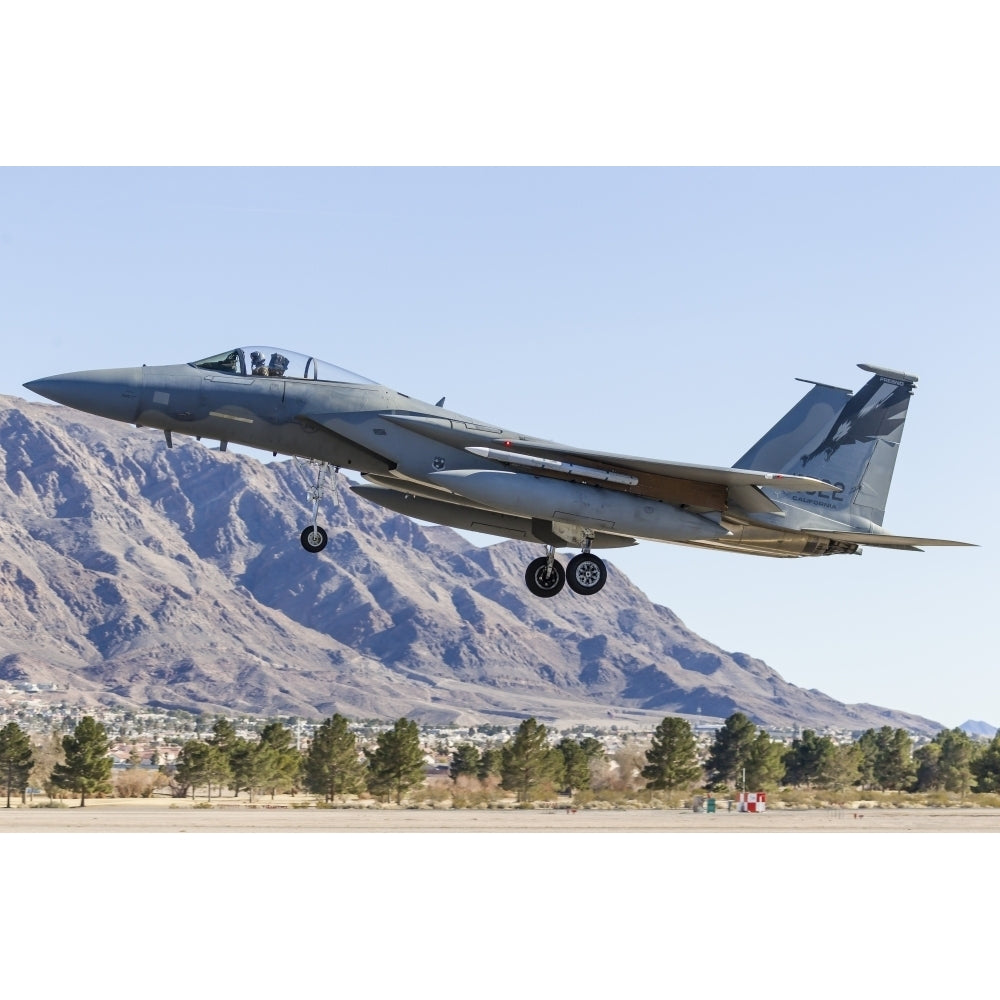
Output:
[{"xmin": 3, "ymin": 167, "xmax": 997, "ymax": 727}]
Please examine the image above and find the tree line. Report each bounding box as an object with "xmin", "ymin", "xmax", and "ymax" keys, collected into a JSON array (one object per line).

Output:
[
  {"xmin": 132, "ymin": 715, "xmax": 430, "ymax": 804},
  {"xmin": 636, "ymin": 713, "xmax": 1000, "ymax": 799},
  {"xmin": 4, "ymin": 712, "xmax": 1000, "ymax": 807},
  {"xmin": 447, "ymin": 714, "xmax": 1000, "ymax": 802},
  {"xmin": 0, "ymin": 715, "xmax": 430, "ymax": 806},
  {"xmin": 0, "ymin": 717, "xmax": 114, "ymax": 806}
]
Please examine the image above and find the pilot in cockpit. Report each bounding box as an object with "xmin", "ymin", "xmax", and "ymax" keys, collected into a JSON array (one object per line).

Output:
[
  {"xmin": 250, "ymin": 351, "xmax": 268, "ymax": 376},
  {"xmin": 268, "ymin": 353, "xmax": 290, "ymax": 377}
]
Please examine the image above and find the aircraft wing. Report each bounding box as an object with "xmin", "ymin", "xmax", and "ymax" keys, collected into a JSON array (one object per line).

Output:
[{"xmin": 477, "ymin": 436, "xmax": 833, "ymax": 512}]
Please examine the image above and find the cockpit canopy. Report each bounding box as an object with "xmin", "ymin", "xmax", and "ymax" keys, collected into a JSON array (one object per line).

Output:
[{"xmin": 191, "ymin": 347, "xmax": 373, "ymax": 384}]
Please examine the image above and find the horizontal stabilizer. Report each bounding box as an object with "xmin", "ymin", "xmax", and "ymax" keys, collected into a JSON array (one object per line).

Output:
[
  {"xmin": 728, "ymin": 485, "xmax": 785, "ymax": 516},
  {"xmin": 810, "ymin": 530, "xmax": 975, "ymax": 551}
]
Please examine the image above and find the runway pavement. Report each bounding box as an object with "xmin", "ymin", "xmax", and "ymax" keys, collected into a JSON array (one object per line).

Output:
[{"xmin": 4, "ymin": 801, "xmax": 1000, "ymax": 832}]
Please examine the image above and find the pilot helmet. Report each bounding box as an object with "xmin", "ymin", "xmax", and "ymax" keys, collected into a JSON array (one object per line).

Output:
[{"xmin": 250, "ymin": 351, "xmax": 264, "ymax": 364}]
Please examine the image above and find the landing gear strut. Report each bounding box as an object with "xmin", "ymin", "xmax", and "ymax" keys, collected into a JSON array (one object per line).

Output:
[{"xmin": 299, "ymin": 460, "xmax": 336, "ymax": 553}]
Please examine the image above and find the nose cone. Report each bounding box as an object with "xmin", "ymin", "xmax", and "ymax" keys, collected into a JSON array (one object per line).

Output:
[{"xmin": 23, "ymin": 367, "xmax": 143, "ymax": 424}]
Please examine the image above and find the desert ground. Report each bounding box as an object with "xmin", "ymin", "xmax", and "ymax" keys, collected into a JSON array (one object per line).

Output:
[{"xmin": 3, "ymin": 798, "xmax": 1000, "ymax": 832}]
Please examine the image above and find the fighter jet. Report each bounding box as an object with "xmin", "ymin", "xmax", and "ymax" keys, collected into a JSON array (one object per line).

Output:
[{"xmin": 23, "ymin": 348, "xmax": 972, "ymax": 598}]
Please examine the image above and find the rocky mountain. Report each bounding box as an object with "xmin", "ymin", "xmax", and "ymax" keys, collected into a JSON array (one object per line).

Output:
[
  {"xmin": 0, "ymin": 394, "xmax": 943, "ymax": 734},
  {"xmin": 960, "ymin": 720, "xmax": 997, "ymax": 739}
]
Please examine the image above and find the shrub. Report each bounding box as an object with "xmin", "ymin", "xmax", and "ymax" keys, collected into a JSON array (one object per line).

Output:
[
  {"xmin": 114, "ymin": 770, "xmax": 164, "ymax": 799},
  {"xmin": 451, "ymin": 774, "xmax": 509, "ymax": 809},
  {"xmin": 410, "ymin": 782, "xmax": 451, "ymax": 807},
  {"xmin": 971, "ymin": 791, "xmax": 1000, "ymax": 807},
  {"xmin": 922, "ymin": 790, "xmax": 955, "ymax": 808}
]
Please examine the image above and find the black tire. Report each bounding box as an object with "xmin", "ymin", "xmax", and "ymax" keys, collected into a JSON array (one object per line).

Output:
[
  {"xmin": 566, "ymin": 553, "xmax": 607, "ymax": 595},
  {"xmin": 300, "ymin": 525, "xmax": 328, "ymax": 553},
  {"xmin": 525, "ymin": 556, "xmax": 565, "ymax": 597}
]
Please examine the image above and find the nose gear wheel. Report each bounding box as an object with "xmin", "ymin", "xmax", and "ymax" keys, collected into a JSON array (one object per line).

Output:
[{"xmin": 301, "ymin": 525, "xmax": 328, "ymax": 553}]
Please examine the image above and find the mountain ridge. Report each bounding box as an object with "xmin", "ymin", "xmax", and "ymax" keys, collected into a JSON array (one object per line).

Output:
[{"xmin": 0, "ymin": 394, "xmax": 944, "ymax": 734}]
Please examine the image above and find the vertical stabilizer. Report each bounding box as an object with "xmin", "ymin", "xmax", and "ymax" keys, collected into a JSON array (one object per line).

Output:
[
  {"xmin": 736, "ymin": 365, "xmax": 918, "ymax": 528},
  {"xmin": 735, "ymin": 380, "xmax": 853, "ymax": 474}
]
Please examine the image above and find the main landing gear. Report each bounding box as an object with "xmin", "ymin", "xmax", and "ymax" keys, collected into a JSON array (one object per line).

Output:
[
  {"xmin": 524, "ymin": 544, "xmax": 608, "ymax": 598},
  {"xmin": 299, "ymin": 461, "xmax": 337, "ymax": 553}
]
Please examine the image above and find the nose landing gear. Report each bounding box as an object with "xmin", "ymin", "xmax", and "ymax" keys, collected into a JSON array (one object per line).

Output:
[{"xmin": 299, "ymin": 460, "xmax": 337, "ymax": 553}]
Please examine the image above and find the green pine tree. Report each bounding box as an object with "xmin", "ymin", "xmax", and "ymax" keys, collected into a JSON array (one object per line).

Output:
[
  {"xmin": 210, "ymin": 717, "xmax": 238, "ymax": 754},
  {"xmin": 449, "ymin": 743, "xmax": 482, "ymax": 782},
  {"xmin": 782, "ymin": 729, "xmax": 838, "ymax": 787},
  {"xmin": 704, "ymin": 712, "xmax": 758, "ymax": 790},
  {"xmin": 0, "ymin": 722, "xmax": 35, "ymax": 808},
  {"xmin": 826, "ymin": 742, "xmax": 863, "ymax": 792},
  {"xmin": 855, "ymin": 729, "xmax": 879, "ymax": 789},
  {"xmin": 500, "ymin": 718, "xmax": 561, "ymax": 804},
  {"xmin": 50, "ymin": 716, "xmax": 112, "ymax": 807},
  {"xmin": 971, "ymin": 732, "xmax": 1000, "ymax": 793},
  {"xmin": 477, "ymin": 746, "xmax": 503, "ymax": 780},
  {"xmin": 257, "ymin": 722, "xmax": 302, "ymax": 798},
  {"xmin": 641, "ymin": 716, "xmax": 701, "ymax": 792},
  {"xmin": 174, "ymin": 739, "xmax": 230, "ymax": 800},
  {"xmin": 305, "ymin": 715, "xmax": 365, "ymax": 802},
  {"xmin": 868, "ymin": 727, "xmax": 916, "ymax": 791},
  {"xmin": 366, "ymin": 718, "xmax": 426, "ymax": 804},
  {"xmin": 914, "ymin": 728, "xmax": 975, "ymax": 796},
  {"xmin": 743, "ymin": 730, "xmax": 786, "ymax": 791},
  {"xmin": 558, "ymin": 737, "xmax": 602, "ymax": 795},
  {"xmin": 229, "ymin": 737, "xmax": 271, "ymax": 802}
]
